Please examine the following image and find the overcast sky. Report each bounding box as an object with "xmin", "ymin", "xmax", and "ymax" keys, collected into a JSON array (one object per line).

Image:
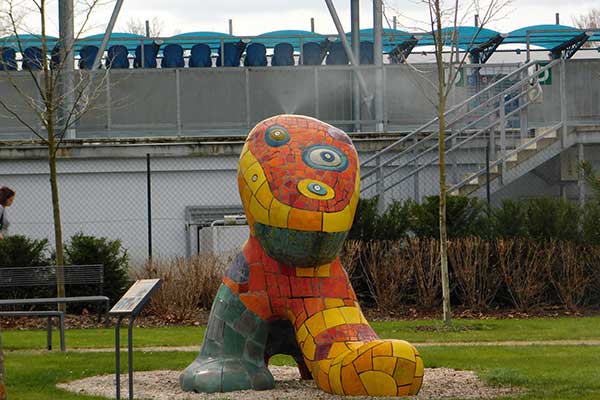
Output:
[{"xmin": 28, "ymin": 0, "xmax": 600, "ymax": 37}]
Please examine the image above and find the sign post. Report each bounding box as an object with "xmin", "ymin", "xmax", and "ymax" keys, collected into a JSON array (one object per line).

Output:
[{"xmin": 110, "ymin": 279, "xmax": 161, "ymax": 400}]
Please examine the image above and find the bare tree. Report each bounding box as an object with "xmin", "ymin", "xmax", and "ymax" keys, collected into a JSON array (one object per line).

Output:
[
  {"xmin": 573, "ymin": 8, "xmax": 600, "ymax": 48},
  {"xmin": 386, "ymin": 0, "xmax": 511, "ymax": 325},
  {"xmin": 123, "ymin": 16, "xmax": 163, "ymax": 37},
  {"xmin": 0, "ymin": 0, "xmax": 109, "ymax": 309}
]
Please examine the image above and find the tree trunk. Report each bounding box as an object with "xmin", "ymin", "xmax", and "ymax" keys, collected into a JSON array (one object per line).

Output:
[
  {"xmin": 0, "ymin": 331, "xmax": 6, "ymax": 400},
  {"xmin": 48, "ymin": 138, "xmax": 66, "ymax": 311},
  {"xmin": 434, "ymin": 0, "xmax": 452, "ymax": 326}
]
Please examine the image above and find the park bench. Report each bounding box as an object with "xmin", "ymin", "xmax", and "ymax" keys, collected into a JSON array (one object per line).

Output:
[{"xmin": 0, "ymin": 264, "xmax": 110, "ymax": 351}]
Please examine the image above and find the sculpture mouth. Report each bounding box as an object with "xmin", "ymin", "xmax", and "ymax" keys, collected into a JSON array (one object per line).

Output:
[{"xmin": 254, "ymin": 223, "xmax": 348, "ymax": 267}]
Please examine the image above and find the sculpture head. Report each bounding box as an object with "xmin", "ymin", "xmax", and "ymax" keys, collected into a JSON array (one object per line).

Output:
[{"xmin": 238, "ymin": 115, "xmax": 359, "ymax": 267}]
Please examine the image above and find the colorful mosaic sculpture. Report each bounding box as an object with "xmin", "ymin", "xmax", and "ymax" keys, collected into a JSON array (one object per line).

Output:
[{"xmin": 180, "ymin": 115, "xmax": 424, "ymax": 396}]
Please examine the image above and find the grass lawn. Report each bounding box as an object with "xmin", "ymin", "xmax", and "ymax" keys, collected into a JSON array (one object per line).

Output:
[
  {"xmin": 2, "ymin": 316, "xmax": 600, "ymax": 399},
  {"xmin": 3, "ymin": 316, "xmax": 600, "ymax": 350}
]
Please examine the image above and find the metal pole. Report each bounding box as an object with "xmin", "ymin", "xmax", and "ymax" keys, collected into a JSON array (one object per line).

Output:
[
  {"xmin": 228, "ymin": 19, "xmax": 233, "ymax": 35},
  {"xmin": 474, "ymin": 14, "xmax": 479, "ymax": 27},
  {"xmin": 92, "ymin": 0, "xmax": 126, "ymax": 71},
  {"xmin": 323, "ymin": 0, "xmax": 374, "ymax": 115},
  {"xmin": 393, "ymin": 16, "xmax": 397, "ymax": 30},
  {"xmin": 578, "ymin": 143, "xmax": 586, "ymax": 208},
  {"xmin": 145, "ymin": 20, "xmax": 150, "ymax": 37},
  {"xmin": 560, "ymin": 58, "xmax": 568, "ymax": 147},
  {"xmin": 351, "ymin": 0, "xmax": 360, "ymax": 132},
  {"xmin": 310, "ymin": 18, "xmax": 315, "ymax": 32},
  {"xmin": 128, "ymin": 317, "xmax": 135, "ymax": 400},
  {"xmin": 486, "ymin": 140, "xmax": 491, "ymax": 209},
  {"xmin": 372, "ymin": 0, "xmax": 384, "ymax": 132},
  {"xmin": 115, "ymin": 316, "xmax": 122, "ymax": 400},
  {"xmin": 59, "ymin": 0, "xmax": 76, "ymax": 139},
  {"xmin": 555, "ymin": 13, "xmax": 560, "ymax": 25},
  {"xmin": 147, "ymin": 154, "xmax": 152, "ymax": 260}
]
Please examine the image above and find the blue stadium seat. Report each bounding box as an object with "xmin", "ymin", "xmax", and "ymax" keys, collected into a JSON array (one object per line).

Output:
[
  {"xmin": 216, "ymin": 42, "xmax": 243, "ymax": 67},
  {"xmin": 326, "ymin": 42, "xmax": 348, "ymax": 65},
  {"xmin": 79, "ymin": 45, "xmax": 100, "ymax": 69},
  {"xmin": 244, "ymin": 43, "xmax": 267, "ymax": 66},
  {"xmin": 0, "ymin": 47, "xmax": 17, "ymax": 71},
  {"xmin": 360, "ymin": 41, "xmax": 374, "ymax": 64},
  {"xmin": 134, "ymin": 43, "xmax": 160, "ymax": 68},
  {"xmin": 50, "ymin": 44, "xmax": 61, "ymax": 69},
  {"xmin": 189, "ymin": 43, "xmax": 212, "ymax": 67},
  {"xmin": 271, "ymin": 42, "xmax": 294, "ymax": 66},
  {"xmin": 106, "ymin": 45, "xmax": 129, "ymax": 69},
  {"xmin": 302, "ymin": 42, "xmax": 322, "ymax": 65},
  {"xmin": 23, "ymin": 47, "xmax": 44, "ymax": 70},
  {"xmin": 161, "ymin": 44, "xmax": 184, "ymax": 68}
]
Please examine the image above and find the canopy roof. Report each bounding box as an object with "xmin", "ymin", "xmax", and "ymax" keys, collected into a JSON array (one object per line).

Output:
[{"xmin": 1, "ymin": 24, "xmax": 598, "ymax": 59}]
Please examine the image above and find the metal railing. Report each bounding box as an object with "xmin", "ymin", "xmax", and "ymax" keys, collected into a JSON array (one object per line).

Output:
[{"xmin": 360, "ymin": 58, "xmax": 562, "ymax": 200}]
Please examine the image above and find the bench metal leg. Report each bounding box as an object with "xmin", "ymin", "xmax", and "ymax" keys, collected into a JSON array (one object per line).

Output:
[
  {"xmin": 47, "ymin": 317, "xmax": 53, "ymax": 350},
  {"xmin": 59, "ymin": 313, "xmax": 66, "ymax": 352}
]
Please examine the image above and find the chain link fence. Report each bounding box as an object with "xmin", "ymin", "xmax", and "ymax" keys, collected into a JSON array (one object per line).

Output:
[{"xmin": 0, "ymin": 152, "xmax": 247, "ymax": 266}]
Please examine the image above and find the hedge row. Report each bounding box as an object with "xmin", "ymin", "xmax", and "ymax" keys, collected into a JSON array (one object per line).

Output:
[
  {"xmin": 342, "ymin": 238, "xmax": 600, "ymax": 313},
  {"xmin": 349, "ymin": 196, "xmax": 600, "ymax": 244}
]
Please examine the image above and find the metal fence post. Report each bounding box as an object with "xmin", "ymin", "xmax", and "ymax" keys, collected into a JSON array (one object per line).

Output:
[
  {"xmin": 146, "ymin": 154, "xmax": 152, "ymax": 260},
  {"xmin": 413, "ymin": 136, "xmax": 420, "ymax": 202},
  {"xmin": 376, "ymin": 155, "xmax": 385, "ymax": 212},
  {"xmin": 175, "ymin": 69, "xmax": 182, "ymax": 134},
  {"xmin": 560, "ymin": 58, "xmax": 568, "ymax": 147}
]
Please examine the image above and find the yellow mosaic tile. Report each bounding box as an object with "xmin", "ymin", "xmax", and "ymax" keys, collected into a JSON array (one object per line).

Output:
[
  {"xmin": 339, "ymin": 307, "xmax": 362, "ymax": 325},
  {"xmin": 341, "ymin": 364, "xmax": 367, "ymax": 396},
  {"xmin": 322, "ymin": 308, "xmax": 345, "ymax": 329},
  {"xmin": 316, "ymin": 263, "xmax": 331, "ymax": 277},
  {"xmin": 372, "ymin": 356, "xmax": 397, "ymax": 375},
  {"xmin": 323, "ymin": 205, "xmax": 353, "ymax": 232},
  {"xmin": 304, "ymin": 312, "xmax": 326, "ymax": 337},
  {"xmin": 248, "ymin": 196, "xmax": 269, "ymax": 225},
  {"xmin": 372, "ymin": 341, "xmax": 393, "ymax": 357},
  {"xmin": 324, "ymin": 298, "xmax": 344, "ymax": 308},
  {"xmin": 296, "ymin": 324, "xmax": 309, "ymax": 343},
  {"xmin": 393, "ymin": 358, "xmax": 417, "ymax": 386},
  {"xmin": 328, "ymin": 361, "xmax": 344, "ymax": 395},
  {"xmin": 391, "ymin": 340, "xmax": 416, "ymax": 363},
  {"xmin": 268, "ymin": 198, "xmax": 290, "ymax": 228},
  {"xmin": 328, "ymin": 342, "xmax": 351, "ymax": 359},
  {"xmin": 302, "ymin": 337, "xmax": 316, "ymax": 360},
  {"xmin": 254, "ymin": 181, "xmax": 274, "ymax": 209},
  {"xmin": 360, "ymin": 370, "xmax": 397, "ymax": 397},
  {"xmin": 353, "ymin": 349, "xmax": 373, "ymax": 373}
]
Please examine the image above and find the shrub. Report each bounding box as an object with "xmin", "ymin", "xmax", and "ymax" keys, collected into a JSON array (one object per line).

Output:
[
  {"xmin": 0, "ymin": 235, "xmax": 50, "ymax": 267},
  {"xmin": 64, "ymin": 233, "xmax": 130, "ymax": 309},
  {"xmin": 547, "ymin": 242, "xmax": 594, "ymax": 311},
  {"xmin": 363, "ymin": 241, "xmax": 414, "ymax": 313},
  {"xmin": 582, "ymin": 201, "xmax": 600, "ymax": 245},
  {"xmin": 134, "ymin": 254, "xmax": 226, "ymax": 322},
  {"xmin": 349, "ymin": 198, "xmax": 411, "ymax": 241},
  {"xmin": 448, "ymin": 237, "xmax": 501, "ymax": 311},
  {"xmin": 525, "ymin": 198, "xmax": 581, "ymax": 241},
  {"xmin": 349, "ymin": 197, "xmax": 380, "ymax": 240},
  {"xmin": 492, "ymin": 199, "xmax": 528, "ymax": 238},
  {"xmin": 411, "ymin": 195, "xmax": 486, "ymax": 238},
  {"xmin": 496, "ymin": 239, "xmax": 555, "ymax": 311},
  {"xmin": 0, "ymin": 235, "xmax": 51, "ymax": 300}
]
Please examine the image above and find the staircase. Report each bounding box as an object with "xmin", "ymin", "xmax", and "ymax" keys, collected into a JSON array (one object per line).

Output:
[{"xmin": 360, "ymin": 59, "xmax": 568, "ymax": 202}]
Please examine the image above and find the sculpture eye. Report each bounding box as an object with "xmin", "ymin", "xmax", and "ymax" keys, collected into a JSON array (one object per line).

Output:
[
  {"xmin": 264, "ymin": 125, "xmax": 290, "ymax": 147},
  {"xmin": 302, "ymin": 145, "xmax": 348, "ymax": 172}
]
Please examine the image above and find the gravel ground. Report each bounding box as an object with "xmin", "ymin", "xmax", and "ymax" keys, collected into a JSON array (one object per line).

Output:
[{"xmin": 58, "ymin": 366, "xmax": 522, "ymax": 400}]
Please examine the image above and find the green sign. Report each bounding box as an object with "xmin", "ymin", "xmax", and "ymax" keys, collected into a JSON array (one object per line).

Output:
[{"xmin": 536, "ymin": 62, "xmax": 552, "ymax": 85}]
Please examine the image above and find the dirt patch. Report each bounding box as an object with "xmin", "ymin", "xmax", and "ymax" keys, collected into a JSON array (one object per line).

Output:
[{"xmin": 57, "ymin": 366, "xmax": 521, "ymax": 400}]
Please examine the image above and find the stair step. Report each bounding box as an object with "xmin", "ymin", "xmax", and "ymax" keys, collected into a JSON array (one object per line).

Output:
[{"xmin": 535, "ymin": 127, "xmax": 558, "ymax": 138}]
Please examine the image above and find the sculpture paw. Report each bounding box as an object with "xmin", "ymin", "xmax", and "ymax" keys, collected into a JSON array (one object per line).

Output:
[
  {"xmin": 328, "ymin": 339, "xmax": 424, "ymax": 397},
  {"xmin": 179, "ymin": 357, "xmax": 275, "ymax": 393}
]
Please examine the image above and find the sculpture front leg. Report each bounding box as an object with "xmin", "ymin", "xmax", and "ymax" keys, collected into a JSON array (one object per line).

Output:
[{"xmin": 180, "ymin": 284, "xmax": 274, "ymax": 392}]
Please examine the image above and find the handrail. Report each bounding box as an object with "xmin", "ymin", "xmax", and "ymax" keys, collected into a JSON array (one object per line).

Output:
[
  {"xmin": 448, "ymin": 121, "xmax": 563, "ymax": 193},
  {"xmin": 370, "ymin": 83, "xmax": 541, "ymax": 194},
  {"xmin": 359, "ymin": 59, "xmax": 538, "ymax": 169},
  {"xmin": 361, "ymin": 59, "xmax": 560, "ymax": 195}
]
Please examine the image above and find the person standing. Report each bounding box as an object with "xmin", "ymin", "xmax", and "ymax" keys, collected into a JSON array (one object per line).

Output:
[{"xmin": 0, "ymin": 187, "xmax": 15, "ymax": 240}]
